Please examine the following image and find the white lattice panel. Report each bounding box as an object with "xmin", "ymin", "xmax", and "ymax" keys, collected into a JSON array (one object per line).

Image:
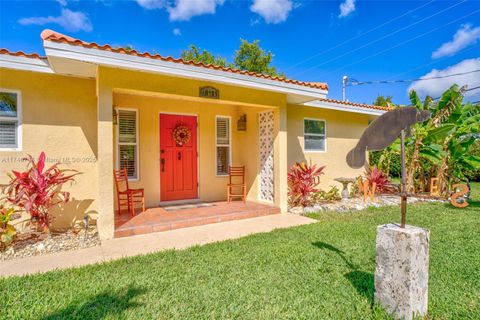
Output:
[{"xmin": 259, "ymin": 111, "xmax": 274, "ymax": 202}]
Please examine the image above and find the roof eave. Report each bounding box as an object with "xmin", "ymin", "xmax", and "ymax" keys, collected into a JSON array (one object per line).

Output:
[
  {"xmin": 304, "ymin": 100, "xmax": 387, "ymax": 116},
  {"xmin": 43, "ymin": 40, "xmax": 328, "ymax": 102},
  {"xmin": 0, "ymin": 54, "xmax": 53, "ymax": 74}
]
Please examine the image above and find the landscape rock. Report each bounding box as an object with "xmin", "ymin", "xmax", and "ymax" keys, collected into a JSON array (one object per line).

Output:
[
  {"xmin": 0, "ymin": 227, "xmax": 100, "ymax": 261},
  {"xmin": 289, "ymin": 195, "xmax": 445, "ymax": 215}
]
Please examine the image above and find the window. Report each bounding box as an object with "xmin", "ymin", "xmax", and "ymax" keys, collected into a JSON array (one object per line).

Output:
[
  {"xmin": 117, "ymin": 109, "xmax": 139, "ymax": 180},
  {"xmin": 216, "ymin": 116, "xmax": 231, "ymax": 175},
  {"xmin": 304, "ymin": 118, "xmax": 326, "ymax": 152},
  {"xmin": 0, "ymin": 90, "xmax": 21, "ymax": 150}
]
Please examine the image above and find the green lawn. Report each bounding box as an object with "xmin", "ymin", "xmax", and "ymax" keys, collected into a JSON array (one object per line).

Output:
[{"xmin": 1, "ymin": 184, "xmax": 479, "ymax": 319}]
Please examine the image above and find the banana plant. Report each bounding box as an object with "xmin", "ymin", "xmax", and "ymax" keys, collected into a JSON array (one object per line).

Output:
[{"xmin": 405, "ymin": 85, "xmax": 480, "ymax": 196}]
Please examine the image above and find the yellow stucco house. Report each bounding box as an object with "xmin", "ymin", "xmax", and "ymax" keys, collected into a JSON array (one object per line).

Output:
[{"xmin": 0, "ymin": 30, "xmax": 389, "ymax": 239}]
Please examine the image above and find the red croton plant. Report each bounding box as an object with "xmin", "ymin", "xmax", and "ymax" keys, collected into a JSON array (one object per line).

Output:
[
  {"xmin": 287, "ymin": 162, "xmax": 325, "ymax": 207},
  {"xmin": 364, "ymin": 165, "xmax": 396, "ymax": 194},
  {"xmin": 3, "ymin": 152, "xmax": 79, "ymax": 232}
]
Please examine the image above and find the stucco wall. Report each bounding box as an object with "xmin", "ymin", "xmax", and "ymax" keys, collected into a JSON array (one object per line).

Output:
[
  {"xmin": 0, "ymin": 65, "xmax": 369, "ymax": 236},
  {"xmin": 113, "ymin": 92, "xmax": 272, "ymax": 207},
  {"xmin": 287, "ymin": 104, "xmax": 371, "ymax": 191},
  {"xmin": 0, "ymin": 68, "xmax": 98, "ymax": 230}
]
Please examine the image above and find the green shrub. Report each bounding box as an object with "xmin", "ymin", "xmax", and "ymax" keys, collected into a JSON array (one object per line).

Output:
[
  {"xmin": 314, "ymin": 186, "xmax": 341, "ymax": 202},
  {"xmin": 0, "ymin": 205, "xmax": 17, "ymax": 250}
]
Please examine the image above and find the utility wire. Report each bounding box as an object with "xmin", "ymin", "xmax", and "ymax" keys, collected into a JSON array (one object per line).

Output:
[
  {"xmin": 347, "ymin": 70, "xmax": 480, "ymax": 86},
  {"xmin": 292, "ymin": 0, "xmax": 467, "ymax": 77},
  {"xmin": 464, "ymin": 85, "xmax": 480, "ymax": 92},
  {"xmin": 430, "ymin": 85, "xmax": 480, "ymax": 100},
  {"xmin": 384, "ymin": 44, "xmax": 480, "ymax": 81},
  {"xmin": 285, "ymin": 0, "xmax": 436, "ymax": 71},
  {"xmin": 321, "ymin": 9, "xmax": 480, "ymax": 77}
]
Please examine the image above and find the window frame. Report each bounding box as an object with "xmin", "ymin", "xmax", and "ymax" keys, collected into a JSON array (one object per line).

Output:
[
  {"xmin": 303, "ymin": 117, "xmax": 327, "ymax": 153},
  {"xmin": 116, "ymin": 107, "xmax": 140, "ymax": 181},
  {"xmin": 215, "ymin": 115, "xmax": 232, "ymax": 177},
  {"xmin": 0, "ymin": 88, "xmax": 22, "ymax": 151}
]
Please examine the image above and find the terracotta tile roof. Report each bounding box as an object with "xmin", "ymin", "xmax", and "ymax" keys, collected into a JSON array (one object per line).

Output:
[
  {"xmin": 318, "ymin": 98, "xmax": 392, "ymax": 111},
  {"xmin": 40, "ymin": 29, "xmax": 328, "ymax": 91},
  {"xmin": 0, "ymin": 48, "xmax": 45, "ymax": 60}
]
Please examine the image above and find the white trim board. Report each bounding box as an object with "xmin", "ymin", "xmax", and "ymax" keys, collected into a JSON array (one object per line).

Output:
[
  {"xmin": 0, "ymin": 55, "xmax": 53, "ymax": 74},
  {"xmin": 43, "ymin": 41, "xmax": 328, "ymax": 101},
  {"xmin": 303, "ymin": 100, "xmax": 386, "ymax": 116}
]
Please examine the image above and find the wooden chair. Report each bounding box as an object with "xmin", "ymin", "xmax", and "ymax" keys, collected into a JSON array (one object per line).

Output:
[
  {"xmin": 227, "ymin": 166, "xmax": 246, "ymax": 203},
  {"xmin": 114, "ymin": 169, "xmax": 145, "ymax": 216}
]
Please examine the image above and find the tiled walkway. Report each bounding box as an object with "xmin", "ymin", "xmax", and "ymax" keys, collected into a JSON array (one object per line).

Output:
[{"xmin": 114, "ymin": 201, "xmax": 280, "ymax": 238}]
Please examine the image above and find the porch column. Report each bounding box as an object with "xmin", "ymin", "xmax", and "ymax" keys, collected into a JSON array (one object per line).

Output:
[
  {"xmin": 274, "ymin": 104, "xmax": 288, "ymax": 212},
  {"xmin": 96, "ymin": 84, "xmax": 115, "ymax": 239}
]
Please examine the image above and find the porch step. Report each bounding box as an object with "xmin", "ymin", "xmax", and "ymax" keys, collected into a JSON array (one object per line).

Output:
[{"xmin": 114, "ymin": 202, "xmax": 280, "ymax": 238}]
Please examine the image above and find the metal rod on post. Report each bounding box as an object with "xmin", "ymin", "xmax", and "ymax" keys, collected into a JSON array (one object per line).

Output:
[
  {"xmin": 400, "ymin": 130, "xmax": 407, "ymax": 228},
  {"xmin": 342, "ymin": 76, "xmax": 348, "ymax": 101}
]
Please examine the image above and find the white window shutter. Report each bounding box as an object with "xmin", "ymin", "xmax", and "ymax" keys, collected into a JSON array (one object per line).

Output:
[
  {"xmin": 216, "ymin": 117, "xmax": 229, "ymax": 145},
  {"xmin": 0, "ymin": 121, "xmax": 17, "ymax": 148},
  {"xmin": 119, "ymin": 110, "xmax": 137, "ymax": 143},
  {"xmin": 117, "ymin": 109, "xmax": 138, "ymax": 179}
]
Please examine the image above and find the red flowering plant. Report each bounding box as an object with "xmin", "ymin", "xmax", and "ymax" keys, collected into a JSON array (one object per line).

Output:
[
  {"xmin": 364, "ymin": 165, "xmax": 396, "ymax": 194},
  {"xmin": 288, "ymin": 162, "xmax": 325, "ymax": 207},
  {"xmin": 2, "ymin": 152, "xmax": 80, "ymax": 232}
]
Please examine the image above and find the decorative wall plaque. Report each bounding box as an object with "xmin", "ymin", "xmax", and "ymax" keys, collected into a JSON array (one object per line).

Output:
[{"xmin": 199, "ymin": 86, "xmax": 219, "ymax": 99}]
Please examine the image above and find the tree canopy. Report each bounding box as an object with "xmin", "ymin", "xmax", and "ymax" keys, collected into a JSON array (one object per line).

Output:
[
  {"xmin": 180, "ymin": 39, "xmax": 283, "ymax": 77},
  {"xmin": 181, "ymin": 45, "xmax": 227, "ymax": 68},
  {"xmin": 373, "ymin": 95, "xmax": 393, "ymax": 107}
]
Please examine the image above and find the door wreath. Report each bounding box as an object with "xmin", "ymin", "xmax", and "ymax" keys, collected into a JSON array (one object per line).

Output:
[{"xmin": 172, "ymin": 124, "xmax": 191, "ymax": 146}]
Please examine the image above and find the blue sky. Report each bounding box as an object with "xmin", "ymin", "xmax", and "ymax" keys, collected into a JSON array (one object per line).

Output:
[{"xmin": 1, "ymin": 0, "xmax": 479, "ymax": 104}]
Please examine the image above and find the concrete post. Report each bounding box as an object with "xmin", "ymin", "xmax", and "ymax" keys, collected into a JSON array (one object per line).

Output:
[
  {"xmin": 274, "ymin": 103, "xmax": 288, "ymax": 213},
  {"xmin": 96, "ymin": 83, "xmax": 115, "ymax": 240},
  {"xmin": 375, "ymin": 224, "xmax": 429, "ymax": 320}
]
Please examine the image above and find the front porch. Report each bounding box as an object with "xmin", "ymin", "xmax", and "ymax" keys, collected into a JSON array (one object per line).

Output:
[
  {"xmin": 114, "ymin": 201, "xmax": 280, "ymax": 238},
  {"xmin": 96, "ymin": 68, "xmax": 290, "ymax": 240}
]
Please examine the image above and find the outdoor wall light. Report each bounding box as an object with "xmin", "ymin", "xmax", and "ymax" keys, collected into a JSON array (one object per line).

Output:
[
  {"xmin": 237, "ymin": 114, "xmax": 247, "ymax": 131},
  {"xmin": 113, "ymin": 109, "xmax": 118, "ymax": 125}
]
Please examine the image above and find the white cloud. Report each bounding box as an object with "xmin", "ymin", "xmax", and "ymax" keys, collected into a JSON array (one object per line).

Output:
[
  {"xmin": 250, "ymin": 0, "xmax": 293, "ymax": 24},
  {"xmin": 168, "ymin": 0, "xmax": 224, "ymax": 21},
  {"xmin": 432, "ymin": 24, "xmax": 480, "ymax": 59},
  {"xmin": 173, "ymin": 28, "xmax": 181, "ymax": 36},
  {"xmin": 137, "ymin": 0, "xmax": 224, "ymax": 21},
  {"xmin": 136, "ymin": 0, "xmax": 166, "ymax": 10},
  {"xmin": 18, "ymin": 9, "xmax": 92, "ymax": 32},
  {"xmin": 338, "ymin": 0, "xmax": 355, "ymax": 18},
  {"xmin": 56, "ymin": 0, "xmax": 67, "ymax": 6},
  {"xmin": 408, "ymin": 58, "xmax": 480, "ymax": 100}
]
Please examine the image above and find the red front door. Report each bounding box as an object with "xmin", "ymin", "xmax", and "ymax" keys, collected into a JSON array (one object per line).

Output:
[{"xmin": 160, "ymin": 114, "xmax": 198, "ymax": 201}]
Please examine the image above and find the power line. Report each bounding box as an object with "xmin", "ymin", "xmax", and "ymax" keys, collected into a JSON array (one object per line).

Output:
[
  {"xmin": 347, "ymin": 70, "xmax": 480, "ymax": 86},
  {"xmin": 323, "ymin": 9, "xmax": 480, "ymax": 78},
  {"xmin": 292, "ymin": 0, "xmax": 467, "ymax": 77},
  {"xmin": 285, "ymin": 0, "xmax": 436, "ymax": 71},
  {"xmin": 384, "ymin": 44, "xmax": 480, "ymax": 81},
  {"xmin": 465, "ymin": 85, "xmax": 480, "ymax": 92}
]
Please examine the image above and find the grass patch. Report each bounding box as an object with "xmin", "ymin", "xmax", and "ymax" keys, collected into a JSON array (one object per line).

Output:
[{"xmin": 1, "ymin": 184, "xmax": 479, "ymax": 319}]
